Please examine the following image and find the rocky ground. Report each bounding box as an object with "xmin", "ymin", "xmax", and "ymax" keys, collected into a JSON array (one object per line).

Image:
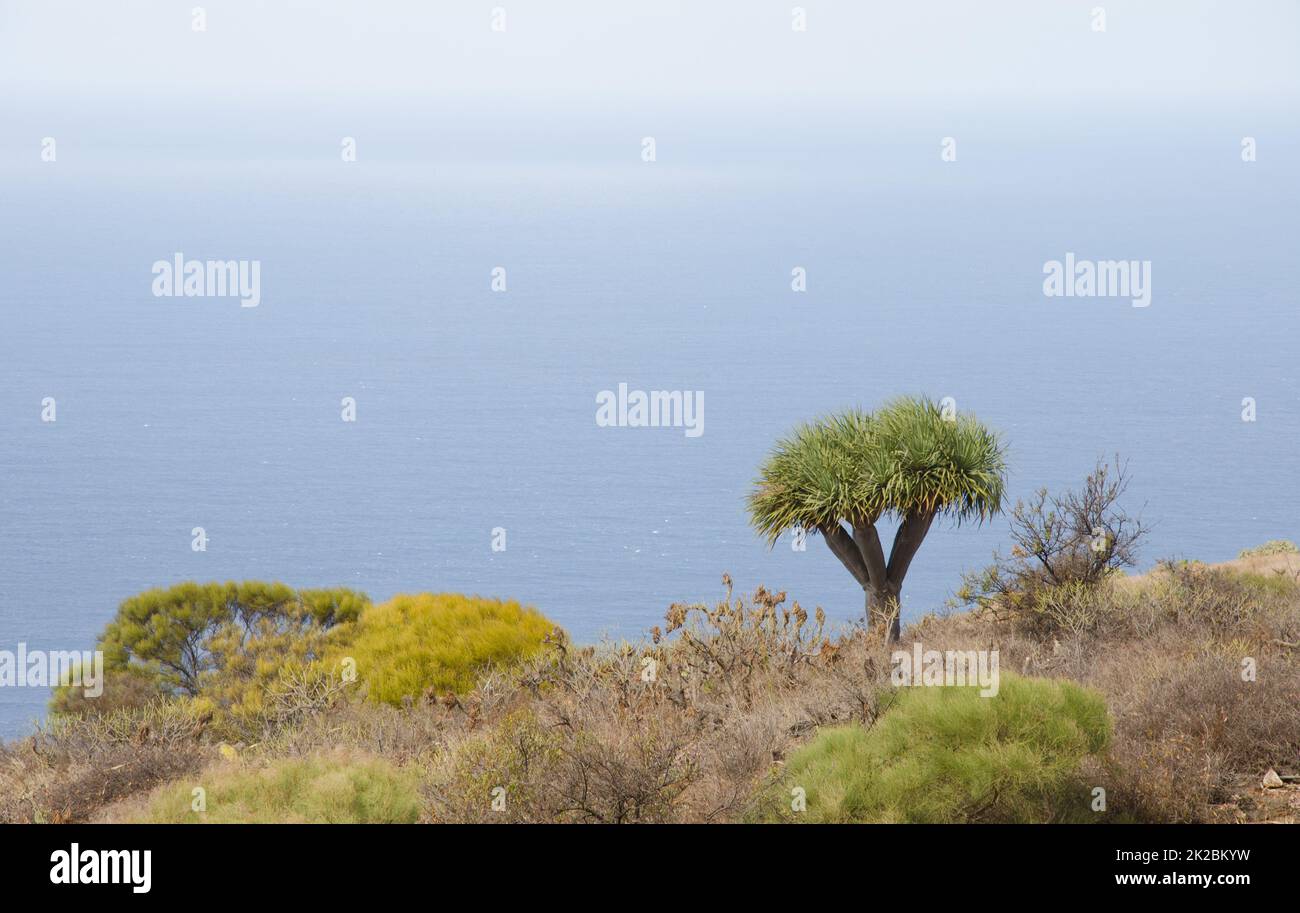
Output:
[{"xmin": 1210, "ymin": 772, "xmax": 1300, "ymax": 823}]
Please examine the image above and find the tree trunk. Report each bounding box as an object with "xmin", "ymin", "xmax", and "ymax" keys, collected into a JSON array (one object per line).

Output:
[
  {"xmin": 866, "ymin": 581, "xmax": 902, "ymax": 643},
  {"xmin": 821, "ymin": 517, "xmax": 930, "ymax": 644}
]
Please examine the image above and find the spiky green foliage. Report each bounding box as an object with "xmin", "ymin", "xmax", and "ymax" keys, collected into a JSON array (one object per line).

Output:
[
  {"xmin": 137, "ymin": 753, "xmax": 421, "ymax": 823},
  {"xmin": 752, "ymin": 673, "xmax": 1110, "ymax": 823},
  {"xmin": 749, "ymin": 396, "xmax": 1007, "ymax": 544},
  {"xmin": 334, "ymin": 593, "xmax": 558, "ymax": 704}
]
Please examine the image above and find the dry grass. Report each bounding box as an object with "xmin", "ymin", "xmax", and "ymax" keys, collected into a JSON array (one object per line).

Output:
[
  {"xmin": 258, "ymin": 578, "xmax": 898, "ymax": 823},
  {"xmin": 927, "ymin": 558, "xmax": 1300, "ymax": 822},
  {"xmin": 0, "ymin": 701, "xmax": 213, "ymax": 823},
  {"xmin": 8, "ymin": 555, "xmax": 1300, "ymax": 824}
]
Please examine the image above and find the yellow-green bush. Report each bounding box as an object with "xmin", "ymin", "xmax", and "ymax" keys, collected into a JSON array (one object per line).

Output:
[
  {"xmin": 334, "ymin": 593, "xmax": 557, "ymax": 705},
  {"xmin": 1238, "ymin": 539, "xmax": 1299, "ymax": 558},
  {"xmin": 137, "ymin": 753, "xmax": 421, "ymax": 823},
  {"xmin": 752, "ymin": 673, "xmax": 1110, "ymax": 823}
]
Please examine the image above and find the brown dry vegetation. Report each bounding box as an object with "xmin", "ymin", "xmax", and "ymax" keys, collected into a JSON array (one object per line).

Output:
[
  {"xmin": 0, "ymin": 701, "xmax": 213, "ymax": 823},
  {"xmin": 920, "ymin": 556, "xmax": 1300, "ymax": 822},
  {"xmin": 3, "ymin": 555, "xmax": 1298, "ymax": 824}
]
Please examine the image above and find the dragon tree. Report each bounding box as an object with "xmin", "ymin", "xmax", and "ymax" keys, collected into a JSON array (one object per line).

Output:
[{"xmin": 748, "ymin": 396, "xmax": 1007, "ymax": 642}]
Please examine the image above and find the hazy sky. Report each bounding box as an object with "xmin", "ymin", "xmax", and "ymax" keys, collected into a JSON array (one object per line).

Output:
[{"xmin": 2, "ymin": 0, "xmax": 1297, "ymax": 103}]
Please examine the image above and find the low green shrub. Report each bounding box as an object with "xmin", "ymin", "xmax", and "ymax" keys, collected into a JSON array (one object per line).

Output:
[
  {"xmin": 334, "ymin": 593, "xmax": 558, "ymax": 704},
  {"xmin": 1238, "ymin": 539, "xmax": 1299, "ymax": 558},
  {"xmin": 752, "ymin": 672, "xmax": 1110, "ymax": 823},
  {"xmin": 137, "ymin": 753, "xmax": 421, "ymax": 823}
]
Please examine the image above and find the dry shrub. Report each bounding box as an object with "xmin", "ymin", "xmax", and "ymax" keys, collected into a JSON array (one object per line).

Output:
[
  {"xmin": 413, "ymin": 557, "xmax": 1296, "ymax": 823},
  {"xmin": 927, "ymin": 560, "xmax": 1300, "ymax": 822},
  {"xmin": 10, "ymin": 549, "xmax": 1295, "ymax": 825},
  {"xmin": 0, "ymin": 701, "xmax": 212, "ymax": 823},
  {"xmin": 424, "ymin": 577, "xmax": 893, "ymax": 822},
  {"xmin": 956, "ymin": 458, "xmax": 1148, "ymax": 638},
  {"xmin": 251, "ymin": 662, "xmax": 528, "ymax": 767},
  {"xmin": 211, "ymin": 662, "xmax": 357, "ymax": 744},
  {"xmin": 969, "ymin": 561, "xmax": 1297, "ymax": 645},
  {"xmin": 430, "ymin": 708, "xmax": 697, "ymax": 823},
  {"xmin": 1088, "ymin": 634, "xmax": 1300, "ymax": 821},
  {"xmin": 48, "ymin": 666, "xmax": 170, "ymax": 719}
]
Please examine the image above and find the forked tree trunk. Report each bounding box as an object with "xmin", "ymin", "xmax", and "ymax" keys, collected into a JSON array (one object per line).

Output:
[
  {"xmin": 866, "ymin": 581, "xmax": 902, "ymax": 643},
  {"xmin": 821, "ymin": 513, "xmax": 933, "ymax": 645}
]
